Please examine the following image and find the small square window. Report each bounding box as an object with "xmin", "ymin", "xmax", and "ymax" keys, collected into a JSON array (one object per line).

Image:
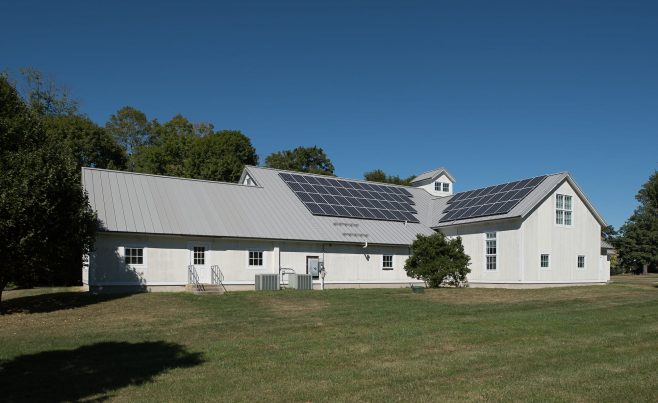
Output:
[
  {"xmin": 578, "ymin": 255, "xmax": 585, "ymax": 269},
  {"xmin": 125, "ymin": 248, "xmax": 144, "ymax": 265},
  {"xmin": 443, "ymin": 183, "xmax": 450, "ymax": 192},
  {"xmin": 540, "ymin": 254, "xmax": 550, "ymax": 268},
  {"xmin": 249, "ymin": 251, "xmax": 263, "ymax": 266},
  {"xmin": 435, "ymin": 182, "xmax": 441, "ymax": 191},
  {"xmin": 383, "ymin": 255, "xmax": 393, "ymax": 270},
  {"xmin": 193, "ymin": 246, "xmax": 205, "ymax": 265}
]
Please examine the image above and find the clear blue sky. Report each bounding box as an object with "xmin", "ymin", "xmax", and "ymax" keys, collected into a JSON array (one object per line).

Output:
[{"xmin": 2, "ymin": 0, "xmax": 657, "ymax": 229}]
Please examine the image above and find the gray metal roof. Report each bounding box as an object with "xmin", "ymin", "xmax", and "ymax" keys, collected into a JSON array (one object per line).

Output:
[
  {"xmin": 410, "ymin": 167, "xmax": 456, "ymax": 184},
  {"xmin": 82, "ymin": 166, "xmax": 605, "ymax": 245},
  {"xmin": 601, "ymin": 239, "xmax": 614, "ymax": 249},
  {"xmin": 432, "ymin": 173, "xmax": 607, "ymax": 228},
  {"xmin": 82, "ymin": 166, "xmax": 436, "ymax": 245}
]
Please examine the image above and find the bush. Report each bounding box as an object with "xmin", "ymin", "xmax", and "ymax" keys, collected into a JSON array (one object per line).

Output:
[{"xmin": 404, "ymin": 233, "xmax": 471, "ymax": 288}]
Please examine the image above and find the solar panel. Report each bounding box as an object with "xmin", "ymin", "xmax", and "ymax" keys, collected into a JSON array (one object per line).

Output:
[
  {"xmin": 280, "ymin": 173, "xmax": 419, "ymax": 223},
  {"xmin": 439, "ymin": 175, "xmax": 547, "ymax": 223}
]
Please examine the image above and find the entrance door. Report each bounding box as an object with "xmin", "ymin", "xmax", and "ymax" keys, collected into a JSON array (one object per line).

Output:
[
  {"xmin": 189, "ymin": 244, "xmax": 211, "ymax": 284},
  {"xmin": 307, "ymin": 256, "xmax": 320, "ymax": 279}
]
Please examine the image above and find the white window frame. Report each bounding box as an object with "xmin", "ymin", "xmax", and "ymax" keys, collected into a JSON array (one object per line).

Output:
[
  {"xmin": 247, "ymin": 250, "xmax": 264, "ymax": 268},
  {"xmin": 382, "ymin": 254, "xmax": 394, "ymax": 270},
  {"xmin": 122, "ymin": 245, "xmax": 146, "ymax": 267},
  {"xmin": 555, "ymin": 194, "xmax": 573, "ymax": 227},
  {"xmin": 434, "ymin": 181, "xmax": 441, "ymax": 191},
  {"xmin": 485, "ymin": 232, "xmax": 497, "ymax": 271},
  {"xmin": 577, "ymin": 255, "xmax": 585, "ymax": 269},
  {"xmin": 442, "ymin": 182, "xmax": 450, "ymax": 192},
  {"xmin": 188, "ymin": 242, "xmax": 210, "ymax": 267},
  {"xmin": 540, "ymin": 254, "xmax": 550, "ymax": 269}
]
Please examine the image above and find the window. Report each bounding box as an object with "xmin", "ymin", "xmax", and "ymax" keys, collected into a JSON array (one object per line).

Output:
[
  {"xmin": 125, "ymin": 247, "xmax": 143, "ymax": 265},
  {"xmin": 382, "ymin": 255, "xmax": 393, "ymax": 270},
  {"xmin": 578, "ymin": 255, "xmax": 585, "ymax": 269},
  {"xmin": 193, "ymin": 246, "xmax": 205, "ymax": 265},
  {"xmin": 248, "ymin": 251, "xmax": 263, "ymax": 266},
  {"xmin": 435, "ymin": 182, "xmax": 450, "ymax": 192},
  {"xmin": 485, "ymin": 232, "xmax": 497, "ymax": 271},
  {"xmin": 540, "ymin": 254, "xmax": 550, "ymax": 268},
  {"xmin": 556, "ymin": 194, "xmax": 573, "ymax": 226}
]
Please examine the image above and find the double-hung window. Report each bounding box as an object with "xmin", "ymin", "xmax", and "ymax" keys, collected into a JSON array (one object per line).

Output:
[
  {"xmin": 540, "ymin": 254, "xmax": 550, "ymax": 268},
  {"xmin": 435, "ymin": 182, "xmax": 441, "ymax": 191},
  {"xmin": 382, "ymin": 255, "xmax": 393, "ymax": 270},
  {"xmin": 485, "ymin": 232, "xmax": 497, "ymax": 271},
  {"xmin": 249, "ymin": 251, "xmax": 263, "ymax": 266},
  {"xmin": 577, "ymin": 255, "xmax": 585, "ymax": 269},
  {"xmin": 125, "ymin": 247, "xmax": 144, "ymax": 265},
  {"xmin": 556, "ymin": 194, "xmax": 573, "ymax": 226},
  {"xmin": 443, "ymin": 183, "xmax": 450, "ymax": 192}
]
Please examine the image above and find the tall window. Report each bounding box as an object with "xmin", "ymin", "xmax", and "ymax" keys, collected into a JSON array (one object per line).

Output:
[
  {"xmin": 485, "ymin": 232, "xmax": 497, "ymax": 271},
  {"xmin": 193, "ymin": 246, "xmax": 205, "ymax": 265},
  {"xmin": 382, "ymin": 255, "xmax": 393, "ymax": 270},
  {"xmin": 125, "ymin": 247, "xmax": 143, "ymax": 265},
  {"xmin": 540, "ymin": 254, "xmax": 550, "ymax": 268},
  {"xmin": 435, "ymin": 182, "xmax": 441, "ymax": 191},
  {"xmin": 556, "ymin": 194, "xmax": 573, "ymax": 226},
  {"xmin": 577, "ymin": 255, "xmax": 585, "ymax": 269},
  {"xmin": 249, "ymin": 251, "xmax": 263, "ymax": 266},
  {"xmin": 443, "ymin": 183, "xmax": 450, "ymax": 192}
]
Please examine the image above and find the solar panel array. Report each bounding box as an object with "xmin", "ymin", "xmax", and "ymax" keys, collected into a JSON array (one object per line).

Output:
[
  {"xmin": 439, "ymin": 175, "xmax": 547, "ymax": 222},
  {"xmin": 279, "ymin": 173, "xmax": 419, "ymax": 223}
]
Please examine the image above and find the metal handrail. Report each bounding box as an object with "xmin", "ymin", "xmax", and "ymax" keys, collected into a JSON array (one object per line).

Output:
[
  {"xmin": 188, "ymin": 265, "xmax": 202, "ymax": 291},
  {"xmin": 211, "ymin": 265, "xmax": 228, "ymax": 293}
]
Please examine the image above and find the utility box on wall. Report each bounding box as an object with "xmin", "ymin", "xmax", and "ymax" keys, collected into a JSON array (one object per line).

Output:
[
  {"xmin": 288, "ymin": 274, "xmax": 313, "ymax": 290},
  {"xmin": 255, "ymin": 274, "xmax": 280, "ymax": 291}
]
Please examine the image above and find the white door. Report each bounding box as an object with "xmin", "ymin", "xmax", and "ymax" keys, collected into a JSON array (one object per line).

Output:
[{"xmin": 189, "ymin": 244, "xmax": 211, "ymax": 284}]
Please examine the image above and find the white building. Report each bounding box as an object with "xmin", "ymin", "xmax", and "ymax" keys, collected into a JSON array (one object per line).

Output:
[{"xmin": 82, "ymin": 165, "xmax": 610, "ymax": 292}]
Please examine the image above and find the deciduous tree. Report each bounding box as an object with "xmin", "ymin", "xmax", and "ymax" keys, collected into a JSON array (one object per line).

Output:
[
  {"xmin": 43, "ymin": 115, "xmax": 127, "ymax": 170},
  {"xmin": 105, "ymin": 106, "xmax": 152, "ymax": 157},
  {"xmin": 617, "ymin": 171, "xmax": 658, "ymax": 274},
  {"xmin": 404, "ymin": 233, "xmax": 471, "ymax": 288},
  {"xmin": 364, "ymin": 169, "xmax": 414, "ymax": 185},
  {"xmin": 185, "ymin": 130, "xmax": 258, "ymax": 182},
  {"xmin": 265, "ymin": 146, "xmax": 334, "ymax": 175},
  {"xmin": 0, "ymin": 77, "xmax": 97, "ymax": 309}
]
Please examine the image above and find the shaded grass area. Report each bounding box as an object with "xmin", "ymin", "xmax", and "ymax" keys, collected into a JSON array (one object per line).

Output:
[{"xmin": 1, "ymin": 277, "xmax": 657, "ymax": 402}]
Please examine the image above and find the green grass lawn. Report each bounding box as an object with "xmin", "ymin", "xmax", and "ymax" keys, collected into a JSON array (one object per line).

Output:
[{"xmin": 1, "ymin": 276, "xmax": 657, "ymax": 402}]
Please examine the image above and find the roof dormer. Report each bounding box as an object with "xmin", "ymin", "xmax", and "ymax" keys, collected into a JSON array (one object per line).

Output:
[{"xmin": 410, "ymin": 167, "xmax": 455, "ymax": 197}]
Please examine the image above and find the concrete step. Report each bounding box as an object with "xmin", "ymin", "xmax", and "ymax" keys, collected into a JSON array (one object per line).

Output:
[{"xmin": 185, "ymin": 284, "xmax": 226, "ymax": 294}]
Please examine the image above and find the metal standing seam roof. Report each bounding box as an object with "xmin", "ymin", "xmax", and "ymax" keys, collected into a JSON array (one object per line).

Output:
[
  {"xmin": 410, "ymin": 167, "xmax": 456, "ymax": 184},
  {"xmin": 82, "ymin": 166, "xmax": 605, "ymax": 245},
  {"xmin": 82, "ymin": 166, "xmax": 437, "ymax": 245}
]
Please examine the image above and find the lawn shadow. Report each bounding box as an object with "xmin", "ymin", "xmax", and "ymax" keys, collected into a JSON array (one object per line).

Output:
[
  {"xmin": 2, "ymin": 249, "xmax": 149, "ymax": 315},
  {"xmin": 0, "ymin": 341, "xmax": 204, "ymax": 402},
  {"xmin": 1, "ymin": 291, "xmax": 134, "ymax": 315}
]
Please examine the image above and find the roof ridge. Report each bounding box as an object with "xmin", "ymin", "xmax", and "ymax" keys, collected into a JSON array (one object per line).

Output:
[
  {"xmin": 82, "ymin": 166, "xmax": 262, "ymax": 188},
  {"xmin": 246, "ymin": 165, "xmax": 419, "ymax": 190},
  {"xmin": 452, "ymin": 172, "xmax": 567, "ymax": 195}
]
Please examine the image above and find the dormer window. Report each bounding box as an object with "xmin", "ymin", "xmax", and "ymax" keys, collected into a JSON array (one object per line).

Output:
[{"xmin": 435, "ymin": 182, "xmax": 450, "ymax": 192}]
